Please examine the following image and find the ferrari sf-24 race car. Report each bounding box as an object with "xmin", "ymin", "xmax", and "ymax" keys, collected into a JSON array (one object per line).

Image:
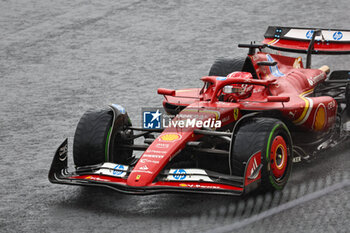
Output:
[{"xmin": 49, "ymin": 26, "xmax": 350, "ymax": 195}]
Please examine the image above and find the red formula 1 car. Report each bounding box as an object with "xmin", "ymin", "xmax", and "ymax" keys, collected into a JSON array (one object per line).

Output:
[{"xmin": 49, "ymin": 26, "xmax": 350, "ymax": 195}]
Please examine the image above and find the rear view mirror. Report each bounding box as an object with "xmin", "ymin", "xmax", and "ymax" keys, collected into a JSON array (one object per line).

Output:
[
  {"xmin": 267, "ymin": 96, "xmax": 290, "ymax": 102},
  {"xmin": 157, "ymin": 88, "xmax": 176, "ymax": 96}
]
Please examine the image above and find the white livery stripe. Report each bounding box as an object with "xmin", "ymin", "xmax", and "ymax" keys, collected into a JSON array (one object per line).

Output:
[
  {"xmin": 94, "ymin": 162, "xmax": 129, "ymax": 178},
  {"xmin": 167, "ymin": 168, "xmax": 213, "ymax": 182},
  {"xmin": 284, "ymin": 29, "xmax": 350, "ymax": 41}
]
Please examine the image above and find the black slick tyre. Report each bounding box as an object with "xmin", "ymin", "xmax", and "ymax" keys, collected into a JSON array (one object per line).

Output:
[
  {"xmin": 73, "ymin": 109, "xmax": 133, "ymax": 167},
  {"xmin": 231, "ymin": 118, "xmax": 293, "ymax": 192},
  {"xmin": 208, "ymin": 58, "xmax": 245, "ymax": 76}
]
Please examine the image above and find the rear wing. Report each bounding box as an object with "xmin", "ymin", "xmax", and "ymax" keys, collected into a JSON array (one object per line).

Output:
[{"xmin": 262, "ymin": 26, "xmax": 350, "ymax": 55}]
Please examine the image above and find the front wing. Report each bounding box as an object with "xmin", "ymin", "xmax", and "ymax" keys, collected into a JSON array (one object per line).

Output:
[{"xmin": 49, "ymin": 139, "xmax": 260, "ymax": 196}]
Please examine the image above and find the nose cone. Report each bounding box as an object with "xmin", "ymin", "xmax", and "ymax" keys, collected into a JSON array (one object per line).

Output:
[
  {"xmin": 127, "ymin": 162, "xmax": 158, "ymax": 187},
  {"xmin": 127, "ymin": 131, "xmax": 194, "ymax": 187}
]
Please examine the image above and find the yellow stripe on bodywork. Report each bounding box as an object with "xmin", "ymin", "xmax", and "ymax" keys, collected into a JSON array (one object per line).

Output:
[
  {"xmin": 267, "ymin": 39, "xmax": 280, "ymax": 45},
  {"xmin": 268, "ymin": 39, "xmax": 276, "ymax": 45},
  {"xmin": 293, "ymin": 89, "xmax": 314, "ymax": 125}
]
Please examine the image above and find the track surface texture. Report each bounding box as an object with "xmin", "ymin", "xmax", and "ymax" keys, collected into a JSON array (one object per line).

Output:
[{"xmin": 0, "ymin": 0, "xmax": 349, "ymax": 232}]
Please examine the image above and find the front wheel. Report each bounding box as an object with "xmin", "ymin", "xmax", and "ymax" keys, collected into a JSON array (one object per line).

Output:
[
  {"xmin": 232, "ymin": 118, "xmax": 293, "ymax": 192},
  {"xmin": 73, "ymin": 109, "xmax": 133, "ymax": 167}
]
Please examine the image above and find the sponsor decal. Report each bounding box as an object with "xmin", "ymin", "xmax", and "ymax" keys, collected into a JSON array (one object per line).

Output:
[
  {"xmin": 178, "ymin": 183, "xmax": 221, "ymax": 189},
  {"xmin": 293, "ymin": 157, "xmax": 301, "ymax": 163},
  {"xmin": 159, "ymin": 133, "xmax": 181, "ymax": 142},
  {"xmin": 233, "ymin": 109, "xmax": 239, "ymax": 121},
  {"xmin": 167, "ymin": 169, "xmax": 212, "ymax": 182},
  {"xmin": 143, "ymin": 109, "xmax": 162, "ymax": 129},
  {"xmin": 142, "ymin": 154, "xmax": 164, "ymax": 159},
  {"xmin": 140, "ymin": 159, "xmax": 160, "ymax": 164},
  {"xmin": 181, "ymin": 108, "xmax": 221, "ymax": 120},
  {"xmin": 266, "ymin": 54, "xmax": 284, "ymax": 77},
  {"xmin": 155, "ymin": 143, "xmax": 169, "ymax": 149},
  {"xmin": 333, "ymin": 31, "xmax": 343, "ymax": 40},
  {"xmin": 216, "ymin": 76, "xmax": 227, "ymax": 81},
  {"xmin": 293, "ymin": 57, "xmax": 302, "ymax": 69},
  {"xmin": 84, "ymin": 176, "xmax": 110, "ymax": 182},
  {"xmin": 249, "ymin": 158, "xmax": 259, "ymax": 179},
  {"xmin": 112, "ymin": 104, "xmax": 126, "ymax": 114},
  {"xmin": 95, "ymin": 163, "xmax": 128, "ymax": 177},
  {"xmin": 136, "ymin": 175, "xmax": 141, "ymax": 180},
  {"xmin": 307, "ymin": 73, "xmax": 325, "ymax": 86},
  {"xmin": 327, "ymin": 100, "xmax": 336, "ymax": 110},
  {"xmin": 146, "ymin": 149, "xmax": 166, "ymax": 154},
  {"xmin": 305, "ymin": 30, "xmax": 314, "ymax": 39},
  {"xmin": 139, "ymin": 165, "xmax": 149, "ymax": 170},
  {"xmin": 58, "ymin": 144, "xmax": 68, "ymax": 161},
  {"xmin": 285, "ymin": 29, "xmax": 350, "ymax": 41},
  {"xmin": 113, "ymin": 164, "xmax": 125, "ymax": 176},
  {"xmin": 172, "ymin": 169, "xmax": 187, "ymax": 180},
  {"xmin": 245, "ymin": 152, "xmax": 261, "ymax": 185},
  {"xmin": 132, "ymin": 170, "xmax": 153, "ymax": 174}
]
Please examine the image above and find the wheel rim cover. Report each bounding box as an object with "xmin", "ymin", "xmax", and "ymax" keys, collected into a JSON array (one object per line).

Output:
[{"xmin": 270, "ymin": 135, "xmax": 288, "ymax": 179}]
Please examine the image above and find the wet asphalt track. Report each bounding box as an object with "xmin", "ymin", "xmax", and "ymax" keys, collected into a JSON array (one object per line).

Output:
[{"xmin": 0, "ymin": 0, "xmax": 349, "ymax": 232}]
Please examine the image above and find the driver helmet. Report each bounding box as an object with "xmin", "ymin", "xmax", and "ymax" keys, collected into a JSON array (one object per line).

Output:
[{"xmin": 225, "ymin": 72, "xmax": 254, "ymax": 100}]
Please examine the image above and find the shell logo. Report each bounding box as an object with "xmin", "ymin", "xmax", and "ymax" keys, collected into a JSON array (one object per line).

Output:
[
  {"xmin": 179, "ymin": 183, "xmax": 187, "ymax": 187},
  {"xmin": 313, "ymin": 104, "xmax": 326, "ymax": 131},
  {"xmin": 159, "ymin": 133, "xmax": 181, "ymax": 142}
]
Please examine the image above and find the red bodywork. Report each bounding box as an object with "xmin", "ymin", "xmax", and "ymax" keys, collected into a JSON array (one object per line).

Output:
[
  {"xmin": 127, "ymin": 52, "xmax": 336, "ymax": 192},
  {"xmin": 49, "ymin": 26, "xmax": 349, "ymax": 195},
  {"xmin": 165, "ymin": 52, "xmax": 337, "ymax": 131},
  {"xmin": 53, "ymin": 53, "xmax": 337, "ymax": 195}
]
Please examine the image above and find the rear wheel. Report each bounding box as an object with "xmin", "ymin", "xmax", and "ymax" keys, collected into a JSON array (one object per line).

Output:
[
  {"xmin": 231, "ymin": 118, "xmax": 293, "ymax": 192},
  {"xmin": 73, "ymin": 109, "xmax": 133, "ymax": 167},
  {"xmin": 208, "ymin": 58, "xmax": 245, "ymax": 76}
]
